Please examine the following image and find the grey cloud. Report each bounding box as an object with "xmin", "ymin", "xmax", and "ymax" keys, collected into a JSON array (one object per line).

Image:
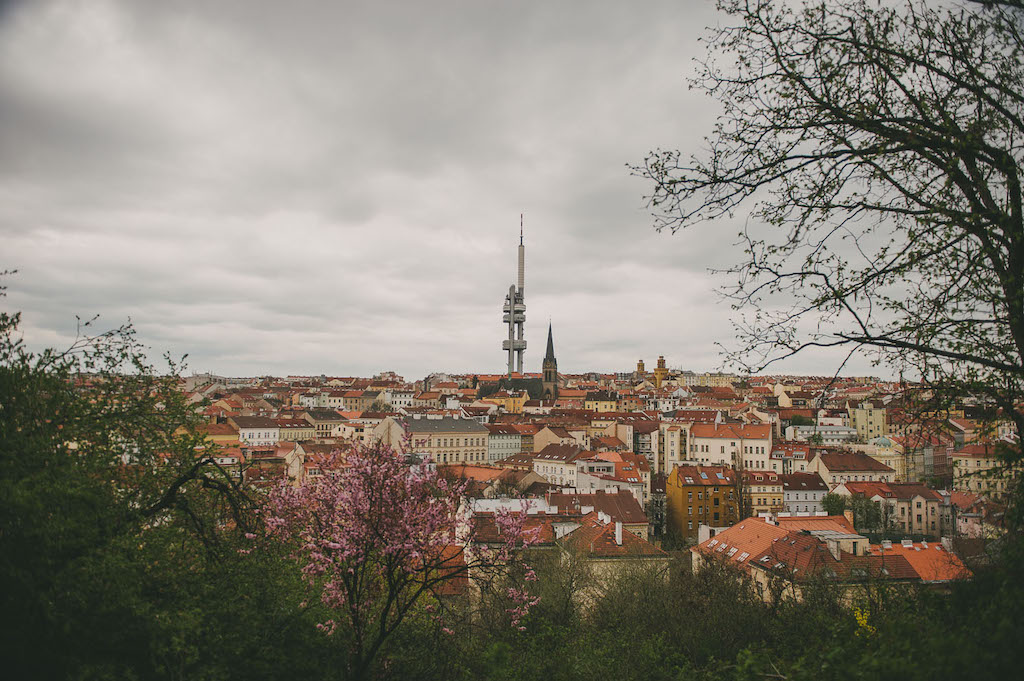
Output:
[{"xmin": 3, "ymin": 0, "xmax": 881, "ymax": 379}]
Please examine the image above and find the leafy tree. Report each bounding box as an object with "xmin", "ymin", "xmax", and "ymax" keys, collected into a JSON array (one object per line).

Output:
[
  {"xmin": 367, "ymin": 399, "xmax": 393, "ymax": 413},
  {"xmin": 636, "ymin": 0, "xmax": 1024, "ymax": 483},
  {"xmin": 0, "ymin": 298, "xmax": 297, "ymax": 677},
  {"xmin": 822, "ymin": 492, "xmax": 847, "ymax": 517},
  {"xmin": 264, "ymin": 443, "xmax": 539, "ymax": 680},
  {"xmin": 848, "ymin": 494, "xmax": 883, "ymax": 533},
  {"xmin": 788, "ymin": 414, "xmax": 815, "ymax": 427}
]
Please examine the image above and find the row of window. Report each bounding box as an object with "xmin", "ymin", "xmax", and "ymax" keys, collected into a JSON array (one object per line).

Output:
[{"xmin": 434, "ymin": 436, "xmax": 485, "ymax": 447}]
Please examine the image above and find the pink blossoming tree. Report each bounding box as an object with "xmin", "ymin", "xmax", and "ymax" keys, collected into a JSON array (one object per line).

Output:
[{"xmin": 265, "ymin": 441, "xmax": 539, "ymax": 680}]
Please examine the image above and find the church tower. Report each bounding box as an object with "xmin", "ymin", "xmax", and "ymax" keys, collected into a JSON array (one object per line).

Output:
[{"xmin": 542, "ymin": 323, "xmax": 558, "ymax": 400}]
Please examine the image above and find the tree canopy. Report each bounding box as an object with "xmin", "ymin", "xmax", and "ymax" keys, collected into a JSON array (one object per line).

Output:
[{"xmin": 636, "ymin": 0, "xmax": 1024, "ymax": 458}]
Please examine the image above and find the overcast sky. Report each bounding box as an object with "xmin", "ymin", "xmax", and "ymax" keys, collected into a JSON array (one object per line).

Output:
[{"xmin": 0, "ymin": 0, "xmax": 887, "ymax": 380}]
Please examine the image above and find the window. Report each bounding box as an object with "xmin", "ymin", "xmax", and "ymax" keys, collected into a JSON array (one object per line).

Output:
[
  {"xmin": 713, "ymin": 512, "xmax": 720, "ymax": 522},
  {"xmin": 714, "ymin": 497, "xmax": 720, "ymax": 507}
]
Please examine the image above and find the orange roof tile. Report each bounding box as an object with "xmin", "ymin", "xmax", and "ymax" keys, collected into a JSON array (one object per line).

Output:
[{"xmin": 868, "ymin": 541, "xmax": 971, "ymax": 582}]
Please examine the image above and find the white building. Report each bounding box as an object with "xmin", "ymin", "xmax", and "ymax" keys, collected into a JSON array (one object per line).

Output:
[{"xmin": 779, "ymin": 472, "xmax": 829, "ymax": 514}]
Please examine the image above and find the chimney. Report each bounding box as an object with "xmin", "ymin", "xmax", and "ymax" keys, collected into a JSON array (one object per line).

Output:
[{"xmin": 615, "ymin": 521, "xmax": 623, "ymax": 546}]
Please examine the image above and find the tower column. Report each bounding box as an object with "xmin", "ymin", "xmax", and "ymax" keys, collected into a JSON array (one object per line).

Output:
[{"xmin": 501, "ymin": 220, "xmax": 527, "ymax": 377}]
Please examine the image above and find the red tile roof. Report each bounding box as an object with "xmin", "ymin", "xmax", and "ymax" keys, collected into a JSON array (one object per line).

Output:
[
  {"xmin": 843, "ymin": 481, "xmax": 942, "ymax": 501},
  {"xmin": 868, "ymin": 541, "xmax": 971, "ymax": 582},
  {"xmin": 775, "ymin": 515, "xmax": 855, "ymax": 533},
  {"xmin": 560, "ymin": 514, "xmax": 666, "ymax": 558},
  {"xmin": 695, "ymin": 518, "xmax": 918, "ymax": 582},
  {"xmin": 690, "ymin": 423, "xmax": 772, "ymax": 440},
  {"xmin": 546, "ymin": 490, "xmax": 648, "ymax": 525}
]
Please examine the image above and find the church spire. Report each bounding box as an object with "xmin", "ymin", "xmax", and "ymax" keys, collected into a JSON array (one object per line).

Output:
[{"xmin": 542, "ymin": 322, "xmax": 558, "ymax": 400}]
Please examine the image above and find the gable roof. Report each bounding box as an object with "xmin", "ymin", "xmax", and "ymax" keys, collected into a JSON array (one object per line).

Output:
[
  {"xmin": 560, "ymin": 515, "xmax": 666, "ymax": 558},
  {"xmin": 842, "ymin": 481, "xmax": 943, "ymax": 501},
  {"xmin": 817, "ymin": 450, "xmax": 895, "ymax": 472},
  {"xmin": 546, "ymin": 490, "xmax": 647, "ymax": 525},
  {"xmin": 532, "ymin": 443, "xmax": 584, "ymax": 463},
  {"xmin": 695, "ymin": 518, "xmax": 918, "ymax": 582},
  {"xmin": 779, "ymin": 472, "xmax": 829, "ymax": 491}
]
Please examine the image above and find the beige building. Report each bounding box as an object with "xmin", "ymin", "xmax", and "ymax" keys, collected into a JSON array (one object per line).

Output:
[
  {"xmin": 276, "ymin": 418, "xmax": 316, "ymax": 442},
  {"xmin": 835, "ymin": 481, "xmax": 946, "ymax": 537},
  {"xmin": 688, "ymin": 423, "xmax": 773, "ymax": 470},
  {"xmin": 809, "ymin": 450, "xmax": 895, "ymax": 487},
  {"xmin": 659, "ymin": 422, "xmax": 688, "ymax": 473},
  {"xmin": 533, "ymin": 426, "xmax": 580, "ymax": 453},
  {"xmin": 952, "ymin": 442, "xmax": 1016, "ymax": 499},
  {"xmin": 533, "ymin": 444, "xmax": 586, "ymax": 487},
  {"xmin": 742, "ymin": 470, "xmax": 783, "ymax": 517},
  {"xmin": 303, "ymin": 409, "xmax": 348, "ymax": 440},
  {"xmin": 848, "ymin": 400, "xmax": 888, "ymax": 440},
  {"xmin": 849, "ymin": 436, "xmax": 906, "ymax": 481},
  {"xmin": 406, "ymin": 417, "xmax": 489, "ymax": 464}
]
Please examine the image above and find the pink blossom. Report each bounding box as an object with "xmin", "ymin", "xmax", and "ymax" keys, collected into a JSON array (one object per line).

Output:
[{"xmin": 264, "ymin": 440, "xmax": 540, "ymax": 673}]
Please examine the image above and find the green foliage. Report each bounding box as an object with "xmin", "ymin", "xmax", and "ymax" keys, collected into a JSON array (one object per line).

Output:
[
  {"xmin": 0, "ymin": 304, "xmax": 322, "ymax": 679},
  {"xmin": 822, "ymin": 493, "xmax": 846, "ymax": 516}
]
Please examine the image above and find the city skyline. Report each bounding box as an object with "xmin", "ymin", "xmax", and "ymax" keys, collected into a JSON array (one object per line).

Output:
[{"xmin": 1, "ymin": 0, "xmax": 891, "ymax": 379}]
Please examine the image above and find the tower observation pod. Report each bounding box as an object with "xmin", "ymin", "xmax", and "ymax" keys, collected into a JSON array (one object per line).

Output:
[{"xmin": 502, "ymin": 217, "xmax": 527, "ymax": 377}]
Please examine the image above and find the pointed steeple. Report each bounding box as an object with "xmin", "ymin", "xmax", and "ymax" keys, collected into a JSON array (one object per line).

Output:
[
  {"xmin": 545, "ymin": 322, "xmax": 555, "ymax": 361},
  {"xmin": 542, "ymin": 321, "xmax": 558, "ymax": 400}
]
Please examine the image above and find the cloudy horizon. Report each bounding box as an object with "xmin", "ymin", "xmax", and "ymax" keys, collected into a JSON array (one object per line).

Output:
[{"xmin": 0, "ymin": 0, "xmax": 893, "ymax": 381}]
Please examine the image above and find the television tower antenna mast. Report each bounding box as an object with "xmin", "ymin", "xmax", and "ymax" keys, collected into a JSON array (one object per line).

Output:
[{"xmin": 502, "ymin": 215, "xmax": 527, "ymax": 377}]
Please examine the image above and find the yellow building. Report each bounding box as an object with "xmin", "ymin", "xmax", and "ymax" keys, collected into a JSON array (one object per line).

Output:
[
  {"xmin": 487, "ymin": 390, "xmax": 528, "ymax": 414},
  {"xmin": 584, "ymin": 390, "xmax": 618, "ymax": 413},
  {"xmin": 191, "ymin": 422, "xmax": 241, "ymax": 446},
  {"xmin": 742, "ymin": 470, "xmax": 783, "ymax": 517},
  {"xmin": 652, "ymin": 356, "xmax": 669, "ymax": 388},
  {"xmin": 665, "ymin": 465, "xmax": 739, "ymax": 541}
]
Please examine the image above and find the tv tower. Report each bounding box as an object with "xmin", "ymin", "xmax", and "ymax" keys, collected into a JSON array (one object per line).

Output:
[{"xmin": 502, "ymin": 216, "xmax": 527, "ymax": 377}]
